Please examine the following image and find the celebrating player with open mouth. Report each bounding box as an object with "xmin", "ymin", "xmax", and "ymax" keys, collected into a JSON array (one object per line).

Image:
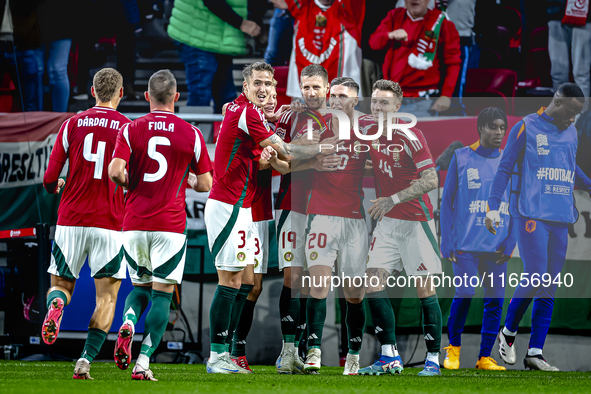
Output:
[{"xmin": 204, "ymin": 62, "xmax": 341, "ymax": 374}]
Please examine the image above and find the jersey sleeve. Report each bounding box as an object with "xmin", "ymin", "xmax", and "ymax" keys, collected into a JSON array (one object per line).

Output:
[
  {"xmin": 285, "ymin": 0, "xmax": 309, "ymax": 20},
  {"xmin": 488, "ymin": 120, "xmax": 526, "ymax": 211},
  {"xmin": 410, "ymin": 130, "xmax": 436, "ymax": 171},
  {"xmin": 242, "ymin": 106, "xmax": 275, "ymax": 144},
  {"xmin": 43, "ymin": 118, "xmax": 72, "ymax": 193},
  {"xmin": 191, "ymin": 127, "xmax": 214, "ymax": 175},
  {"xmin": 113, "ymin": 123, "xmax": 132, "ymax": 163}
]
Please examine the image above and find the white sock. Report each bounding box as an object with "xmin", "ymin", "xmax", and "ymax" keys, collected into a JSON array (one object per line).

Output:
[
  {"xmin": 503, "ymin": 327, "xmax": 517, "ymax": 337},
  {"xmin": 136, "ymin": 354, "xmax": 150, "ymax": 370},
  {"xmin": 285, "ymin": 342, "xmax": 295, "ymax": 352},
  {"xmin": 426, "ymin": 352, "xmax": 440, "ymax": 365},
  {"xmin": 210, "ymin": 351, "xmax": 224, "ymax": 363},
  {"xmin": 381, "ymin": 344, "xmax": 398, "ymax": 357},
  {"xmin": 527, "ymin": 347, "xmax": 542, "ymax": 356},
  {"xmin": 77, "ymin": 357, "xmax": 90, "ymax": 364}
]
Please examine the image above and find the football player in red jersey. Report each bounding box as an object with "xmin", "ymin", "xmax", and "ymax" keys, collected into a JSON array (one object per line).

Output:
[
  {"xmin": 109, "ymin": 70, "xmax": 213, "ymax": 381},
  {"xmin": 229, "ymin": 87, "xmax": 291, "ymax": 372},
  {"xmin": 358, "ymin": 79, "xmax": 443, "ymax": 377},
  {"xmin": 302, "ymin": 77, "xmax": 369, "ymax": 375},
  {"xmin": 204, "ymin": 61, "xmax": 341, "ymax": 374},
  {"xmin": 42, "ymin": 68, "xmax": 130, "ymax": 380},
  {"xmin": 275, "ymin": 64, "xmax": 341, "ymax": 375}
]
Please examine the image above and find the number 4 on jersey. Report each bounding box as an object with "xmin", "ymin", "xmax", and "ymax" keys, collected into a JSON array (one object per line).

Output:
[{"xmin": 83, "ymin": 133, "xmax": 106, "ymax": 179}]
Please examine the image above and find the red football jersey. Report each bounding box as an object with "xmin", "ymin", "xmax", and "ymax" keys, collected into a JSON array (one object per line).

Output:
[
  {"xmin": 306, "ymin": 115, "xmax": 368, "ymax": 219},
  {"xmin": 44, "ymin": 106, "xmax": 130, "ymax": 230},
  {"xmin": 113, "ymin": 110, "xmax": 213, "ymax": 233},
  {"xmin": 364, "ymin": 117, "xmax": 436, "ymax": 221},
  {"xmin": 275, "ymin": 110, "xmax": 321, "ymax": 214},
  {"xmin": 209, "ymin": 93, "xmax": 275, "ymax": 208}
]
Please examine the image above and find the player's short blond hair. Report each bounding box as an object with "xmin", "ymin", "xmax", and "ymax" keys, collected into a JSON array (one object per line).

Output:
[
  {"xmin": 372, "ymin": 79, "xmax": 403, "ymax": 102},
  {"xmin": 92, "ymin": 68, "xmax": 123, "ymax": 103}
]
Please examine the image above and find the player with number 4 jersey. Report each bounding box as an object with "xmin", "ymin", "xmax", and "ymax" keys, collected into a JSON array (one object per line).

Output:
[
  {"xmin": 110, "ymin": 70, "xmax": 213, "ymax": 381},
  {"xmin": 42, "ymin": 68, "xmax": 130, "ymax": 380}
]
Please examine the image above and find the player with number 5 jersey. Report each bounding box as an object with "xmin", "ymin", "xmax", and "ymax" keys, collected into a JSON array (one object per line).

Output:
[
  {"xmin": 109, "ymin": 70, "xmax": 213, "ymax": 381},
  {"xmin": 42, "ymin": 68, "xmax": 130, "ymax": 380}
]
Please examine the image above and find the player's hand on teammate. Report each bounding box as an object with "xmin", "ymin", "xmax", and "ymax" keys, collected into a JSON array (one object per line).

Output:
[
  {"xmin": 368, "ymin": 197, "xmax": 396, "ymax": 221},
  {"xmin": 265, "ymin": 105, "xmax": 290, "ymax": 123},
  {"xmin": 269, "ymin": 0, "xmax": 288, "ymax": 10},
  {"xmin": 364, "ymin": 160, "xmax": 373, "ymax": 170},
  {"xmin": 485, "ymin": 210, "xmax": 501, "ymax": 235},
  {"xmin": 293, "ymin": 130, "xmax": 320, "ymax": 145},
  {"xmin": 313, "ymin": 154, "xmax": 340, "ymax": 171},
  {"xmin": 430, "ymin": 96, "xmax": 451, "ymax": 112},
  {"xmin": 240, "ymin": 19, "xmax": 261, "ymax": 37},
  {"xmin": 261, "ymin": 146, "xmax": 277, "ymax": 161},
  {"xmin": 290, "ymin": 100, "xmax": 306, "ymax": 113},
  {"xmin": 388, "ymin": 29, "xmax": 408, "ymax": 41},
  {"xmin": 318, "ymin": 135, "xmax": 344, "ymax": 155},
  {"xmin": 54, "ymin": 178, "xmax": 65, "ymax": 194}
]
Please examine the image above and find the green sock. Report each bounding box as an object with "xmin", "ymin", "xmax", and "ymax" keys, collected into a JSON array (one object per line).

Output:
[
  {"xmin": 210, "ymin": 285, "xmax": 239, "ymax": 352},
  {"xmin": 231, "ymin": 299, "xmax": 257, "ymax": 357},
  {"xmin": 367, "ymin": 290, "xmax": 397, "ymax": 345},
  {"xmin": 139, "ymin": 290, "xmax": 172, "ymax": 358},
  {"xmin": 420, "ymin": 294, "xmax": 442, "ymax": 354},
  {"xmin": 295, "ymin": 296, "xmax": 308, "ymax": 345},
  {"xmin": 47, "ymin": 289, "xmax": 67, "ymax": 309},
  {"xmin": 226, "ymin": 284, "xmax": 254, "ymax": 346},
  {"xmin": 346, "ymin": 301, "xmax": 365, "ymax": 354},
  {"xmin": 306, "ymin": 296, "xmax": 326, "ymax": 348},
  {"xmin": 279, "ymin": 285, "xmax": 300, "ymax": 341},
  {"xmin": 80, "ymin": 328, "xmax": 107, "ymax": 362},
  {"xmin": 123, "ymin": 286, "xmax": 151, "ymax": 325}
]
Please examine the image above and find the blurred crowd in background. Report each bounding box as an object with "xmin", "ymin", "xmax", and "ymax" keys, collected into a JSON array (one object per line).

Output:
[{"xmin": 0, "ymin": 0, "xmax": 590, "ymax": 123}]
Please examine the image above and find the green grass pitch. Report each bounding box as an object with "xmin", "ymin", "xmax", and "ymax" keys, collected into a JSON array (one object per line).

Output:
[{"xmin": 1, "ymin": 361, "xmax": 590, "ymax": 394}]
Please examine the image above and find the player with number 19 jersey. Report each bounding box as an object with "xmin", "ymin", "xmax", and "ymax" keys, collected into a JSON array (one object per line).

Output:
[{"xmin": 114, "ymin": 111, "xmax": 212, "ymax": 233}]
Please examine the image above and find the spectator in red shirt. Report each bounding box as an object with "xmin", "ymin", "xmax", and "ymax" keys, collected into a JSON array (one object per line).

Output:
[{"xmin": 370, "ymin": 0, "xmax": 461, "ymax": 117}]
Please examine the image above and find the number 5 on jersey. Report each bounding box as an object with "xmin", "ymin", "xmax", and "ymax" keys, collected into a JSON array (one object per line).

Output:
[{"xmin": 144, "ymin": 136, "xmax": 171, "ymax": 182}]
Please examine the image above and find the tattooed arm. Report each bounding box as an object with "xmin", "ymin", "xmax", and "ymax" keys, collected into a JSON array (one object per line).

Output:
[
  {"xmin": 367, "ymin": 167, "xmax": 438, "ymax": 221},
  {"xmin": 259, "ymin": 133, "xmax": 341, "ymax": 161}
]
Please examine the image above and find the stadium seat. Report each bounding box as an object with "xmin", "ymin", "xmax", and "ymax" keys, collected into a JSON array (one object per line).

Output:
[
  {"xmin": 273, "ymin": 66, "xmax": 291, "ymax": 109},
  {"xmin": 464, "ymin": 68, "xmax": 517, "ymax": 115},
  {"xmin": 479, "ymin": 26, "xmax": 510, "ymax": 68},
  {"xmin": 518, "ymin": 26, "xmax": 552, "ymax": 93},
  {"xmin": 0, "ymin": 73, "xmax": 15, "ymax": 112}
]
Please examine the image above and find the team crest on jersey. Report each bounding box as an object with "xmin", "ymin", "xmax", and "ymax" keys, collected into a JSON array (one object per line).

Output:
[
  {"xmin": 284, "ymin": 252, "xmax": 294, "ymax": 262},
  {"xmin": 237, "ymin": 252, "xmax": 246, "ymax": 262},
  {"xmin": 275, "ymin": 127, "xmax": 287, "ymax": 140},
  {"xmin": 525, "ymin": 220, "xmax": 537, "ymax": 233},
  {"xmin": 391, "ymin": 146, "xmax": 401, "ymax": 162},
  {"xmin": 310, "ymin": 251, "xmax": 318, "ymax": 261},
  {"xmin": 372, "ymin": 139, "xmax": 381, "ymax": 150},
  {"xmin": 254, "ymin": 259, "xmax": 259, "ymax": 269}
]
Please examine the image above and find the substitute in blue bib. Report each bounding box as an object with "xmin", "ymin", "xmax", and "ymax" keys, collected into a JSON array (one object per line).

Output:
[
  {"xmin": 486, "ymin": 83, "xmax": 591, "ymax": 371},
  {"xmin": 440, "ymin": 107, "xmax": 516, "ymax": 371}
]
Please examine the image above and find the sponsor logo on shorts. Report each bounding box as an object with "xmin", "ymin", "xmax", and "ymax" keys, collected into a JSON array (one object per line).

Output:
[
  {"xmin": 525, "ymin": 220, "xmax": 536, "ymax": 233},
  {"xmin": 237, "ymin": 252, "xmax": 246, "ymax": 262},
  {"xmin": 417, "ymin": 263, "xmax": 428, "ymax": 272},
  {"xmin": 284, "ymin": 252, "xmax": 294, "ymax": 262},
  {"xmin": 254, "ymin": 259, "xmax": 259, "ymax": 269},
  {"xmin": 366, "ymin": 255, "xmax": 370, "ymax": 265},
  {"xmin": 310, "ymin": 251, "xmax": 318, "ymax": 261}
]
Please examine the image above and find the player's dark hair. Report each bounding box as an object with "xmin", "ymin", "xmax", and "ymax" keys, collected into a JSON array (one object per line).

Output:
[
  {"xmin": 242, "ymin": 62, "xmax": 275, "ymax": 82},
  {"xmin": 148, "ymin": 69, "xmax": 177, "ymax": 105},
  {"xmin": 557, "ymin": 83, "xmax": 585, "ymax": 103},
  {"xmin": 477, "ymin": 107, "xmax": 507, "ymax": 136},
  {"xmin": 300, "ymin": 64, "xmax": 329, "ymax": 85},
  {"xmin": 330, "ymin": 77, "xmax": 359, "ymax": 94},
  {"xmin": 372, "ymin": 79, "xmax": 403, "ymax": 101},
  {"xmin": 92, "ymin": 68, "xmax": 123, "ymax": 103}
]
